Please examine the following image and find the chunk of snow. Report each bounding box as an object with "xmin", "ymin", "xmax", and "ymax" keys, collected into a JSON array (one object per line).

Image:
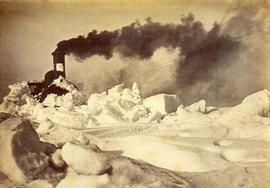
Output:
[
  {"xmin": 186, "ymin": 100, "xmax": 218, "ymax": 114},
  {"xmin": 143, "ymin": 94, "xmax": 180, "ymax": 115},
  {"xmin": 186, "ymin": 100, "xmax": 207, "ymax": 113},
  {"xmin": 36, "ymin": 118, "xmax": 54, "ymax": 135},
  {"xmin": 125, "ymin": 105, "xmax": 149, "ymax": 122},
  {"xmin": 42, "ymin": 94, "xmax": 59, "ymax": 108},
  {"xmin": 18, "ymin": 96, "xmax": 38, "ymax": 118},
  {"xmin": 42, "ymin": 92, "xmax": 83, "ymax": 109},
  {"xmin": 0, "ymin": 82, "xmax": 32, "ymax": 114},
  {"xmin": 162, "ymin": 104, "xmax": 213, "ymax": 127},
  {"xmin": 87, "ymin": 83, "xmax": 147, "ymax": 123},
  {"xmin": 61, "ymin": 142, "xmax": 111, "ymax": 175},
  {"xmin": 50, "ymin": 149, "xmax": 66, "ymax": 169}
]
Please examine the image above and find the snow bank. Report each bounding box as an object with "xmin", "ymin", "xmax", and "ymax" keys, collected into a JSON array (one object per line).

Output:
[
  {"xmin": 163, "ymin": 90, "xmax": 270, "ymax": 126},
  {"xmin": 0, "ymin": 81, "xmax": 180, "ymax": 126},
  {"xmin": 238, "ymin": 89, "xmax": 270, "ymax": 117},
  {"xmin": 224, "ymin": 89, "xmax": 270, "ymax": 118},
  {"xmin": 162, "ymin": 101, "xmax": 216, "ymax": 126},
  {"xmin": 2, "ymin": 81, "xmax": 270, "ymax": 188},
  {"xmin": 1, "ymin": 80, "xmax": 270, "ymax": 130},
  {"xmin": 106, "ymin": 135, "xmax": 222, "ymax": 172},
  {"xmin": 217, "ymin": 90, "xmax": 270, "ymax": 126}
]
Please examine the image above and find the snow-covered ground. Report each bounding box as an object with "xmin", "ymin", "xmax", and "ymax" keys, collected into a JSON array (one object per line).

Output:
[{"xmin": 0, "ymin": 79, "xmax": 270, "ymax": 188}]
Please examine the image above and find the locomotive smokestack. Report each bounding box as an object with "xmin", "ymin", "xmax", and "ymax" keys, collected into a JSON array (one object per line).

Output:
[{"xmin": 52, "ymin": 50, "xmax": 66, "ymax": 78}]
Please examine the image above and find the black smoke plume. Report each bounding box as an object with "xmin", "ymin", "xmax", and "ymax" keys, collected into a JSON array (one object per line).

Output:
[
  {"xmin": 55, "ymin": 7, "xmax": 269, "ymax": 106},
  {"xmin": 55, "ymin": 14, "xmax": 232, "ymax": 61}
]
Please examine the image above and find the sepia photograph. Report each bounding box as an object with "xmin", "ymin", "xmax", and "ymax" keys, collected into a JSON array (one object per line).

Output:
[{"xmin": 0, "ymin": 0, "xmax": 270, "ymax": 187}]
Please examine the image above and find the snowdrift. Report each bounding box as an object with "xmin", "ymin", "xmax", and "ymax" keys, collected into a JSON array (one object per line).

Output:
[
  {"xmin": 1, "ymin": 79, "xmax": 270, "ymax": 130},
  {"xmin": 0, "ymin": 115, "xmax": 191, "ymax": 188},
  {"xmin": 0, "ymin": 80, "xmax": 182, "ymax": 128},
  {"xmin": 1, "ymin": 80, "xmax": 270, "ymax": 136},
  {"xmin": 1, "ymin": 81, "xmax": 270, "ymax": 188}
]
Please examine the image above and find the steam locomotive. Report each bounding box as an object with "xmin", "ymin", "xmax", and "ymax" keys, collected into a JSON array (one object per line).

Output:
[{"xmin": 27, "ymin": 51, "xmax": 78, "ymax": 102}]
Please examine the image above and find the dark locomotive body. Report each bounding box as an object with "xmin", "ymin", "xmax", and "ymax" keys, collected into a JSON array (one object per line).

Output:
[{"xmin": 27, "ymin": 51, "xmax": 77, "ymax": 102}]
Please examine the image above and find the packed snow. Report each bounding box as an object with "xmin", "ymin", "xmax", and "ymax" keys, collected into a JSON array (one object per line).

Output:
[
  {"xmin": 1, "ymin": 80, "xmax": 270, "ymax": 188},
  {"xmin": 42, "ymin": 76, "xmax": 85, "ymax": 108}
]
